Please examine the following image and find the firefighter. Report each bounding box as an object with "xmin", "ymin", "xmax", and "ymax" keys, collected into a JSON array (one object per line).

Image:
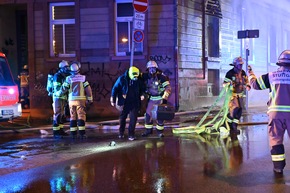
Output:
[
  {"xmin": 52, "ymin": 60, "xmax": 70, "ymax": 138},
  {"xmin": 110, "ymin": 66, "xmax": 145, "ymax": 141},
  {"xmin": 223, "ymin": 57, "xmax": 251, "ymax": 135},
  {"xmin": 57, "ymin": 61, "xmax": 93, "ymax": 139},
  {"xmin": 18, "ymin": 65, "xmax": 29, "ymax": 109},
  {"xmin": 141, "ymin": 60, "xmax": 171, "ymax": 138},
  {"xmin": 248, "ymin": 50, "xmax": 290, "ymax": 175}
]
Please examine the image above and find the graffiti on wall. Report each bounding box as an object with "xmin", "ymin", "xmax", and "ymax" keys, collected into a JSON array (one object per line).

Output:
[
  {"xmin": 149, "ymin": 55, "xmax": 171, "ymax": 64},
  {"xmin": 32, "ymin": 62, "xmax": 126, "ymax": 103},
  {"xmin": 150, "ymin": 55, "xmax": 173, "ymax": 77},
  {"xmin": 31, "ymin": 56, "xmax": 175, "ymax": 105}
]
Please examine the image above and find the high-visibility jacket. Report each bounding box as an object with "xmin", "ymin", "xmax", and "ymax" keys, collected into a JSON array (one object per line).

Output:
[
  {"xmin": 18, "ymin": 70, "xmax": 29, "ymax": 87},
  {"xmin": 61, "ymin": 73, "xmax": 93, "ymax": 102},
  {"xmin": 249, "ymin": 66, "xmax": 290, "ymax": 118},
  {"xmin": 223, "ymin": 68, "xmax": 250, "ymax": 95},
  {"xmin": 141, "ymin": 69, "xmax": 171, "ymax": 101}
]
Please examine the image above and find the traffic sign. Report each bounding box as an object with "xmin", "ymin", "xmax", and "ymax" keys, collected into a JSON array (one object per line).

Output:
[
  {"xmin": 133, "ymin": 0, "xmax": 148, "ymax": 13},
  {"xmin": 133, "ymin": 30, "xmax": 144, "ymax": 42},
  {"xmin": 134, "ymin": 19, "xmax": 145, "ymax": 30},
  {"xmin": 134, "ymin": 12, "xmax": 145, "ymax": 21}
]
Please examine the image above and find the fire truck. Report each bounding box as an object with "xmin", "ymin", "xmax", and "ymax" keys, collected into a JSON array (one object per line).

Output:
[{"xmin": 0, "ymin": 52, "xmax": 22, "ymax": 121}]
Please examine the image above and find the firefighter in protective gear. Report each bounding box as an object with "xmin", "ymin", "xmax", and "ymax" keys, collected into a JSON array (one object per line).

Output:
[
  {"xmin": 52, "ymin": 60, "xmax": 70, "ymax": 138},
  {"xmin": 249, "ymin": 50, "xmax": 290, "ymax": 175},
  {"xmin": 223, "ymin": 57, "xmax": 251, "ymax": 135},
  {"xmin": 18, "ymin": 65, "xmax": 29, "ymax": 109},
  {"xmin": 141, "ymin": 60, "xmax": 171, "ymax": 138},
  {"xmin": 57, "ymin": 61, "xmax": 93, "ymax": 139},
  {"xmin": 110, "ymin": 66, "xmax": 145, "ymax": 141}
]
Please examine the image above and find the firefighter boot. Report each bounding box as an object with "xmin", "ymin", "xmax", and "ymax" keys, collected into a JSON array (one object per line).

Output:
[
  {"xmin": 142, "ymin": 129, "xmax": 153, "ymax": 137},
  {"xmin": 71, "ymin": 131, "xmax": 77, "ymax": 139},
  {"xmin": 157, "ymin": 130, "xmax": 164, "ymax": 138},
  {"xmin": 59, "ymin": 128, "xmax": 68, "ymax": 136},
  {"xmin": 79, "ymin": 130, "xmax": 87, "ymax": 139},
  {"xmin": 230, "ymin": 123, "xmax": 240, "ymax": 135},
  {"xmin": 53, "ymin": 130, "xmax": 62, "ymax": 139}
]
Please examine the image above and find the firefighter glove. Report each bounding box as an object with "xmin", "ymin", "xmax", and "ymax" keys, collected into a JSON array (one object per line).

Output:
[
  {"xmin": 247, "ymin": 65, "xmax": 254, "ymax": 75},
  {"xmin": 162, "ymin": 99, "xmax": 167, "ymax": 104}
]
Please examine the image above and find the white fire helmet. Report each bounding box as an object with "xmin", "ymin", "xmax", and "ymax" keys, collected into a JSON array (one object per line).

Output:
[
  {"xmin": 59, "ymin": 60, "xmax": 69, "ymax": 68},
  {"xmin": 146, "ymin": 60, "xmax": 158, "ymax": 68},
  {"xmin": 70, "ymin": 62, "xmax": 81, "ymax": 74},
  {"xmin": 277, "ymin": 50, "xmax": 290, "ymax": 66}
]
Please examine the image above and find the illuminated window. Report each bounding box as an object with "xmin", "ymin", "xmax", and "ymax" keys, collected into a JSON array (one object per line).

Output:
[
  {"xmin": 115, "ymin": 0, "xmax": 143, "ymax": 56},
  {"xmin": 49, "ymin": 2, "xmax": 76, "ymax": 57}
]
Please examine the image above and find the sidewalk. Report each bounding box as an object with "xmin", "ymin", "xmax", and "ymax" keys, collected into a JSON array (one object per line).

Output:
[{"xmin": 0, "ymin": 105, "xmax": 269, "ymax": 134}]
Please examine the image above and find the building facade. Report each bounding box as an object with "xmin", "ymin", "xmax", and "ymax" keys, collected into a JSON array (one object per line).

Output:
[{"xmin": 0, "ymin": 0, "xmax": 289, "ymax": 120}]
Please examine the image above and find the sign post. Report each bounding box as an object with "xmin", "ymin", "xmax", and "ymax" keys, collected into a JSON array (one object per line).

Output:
[
  {"xmin": 237, "ymin": 29, "xmax": 259, "ymax": 111},
  {"xmin": 130, "ymin": 0, "xmax": 148, "ymax": 67}
]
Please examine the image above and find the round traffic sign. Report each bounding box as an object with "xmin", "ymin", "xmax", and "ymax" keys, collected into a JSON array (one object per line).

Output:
[
  {"xmin": 133, "ymin": 0, "xmax": 148, "ymax": 13},
  {"xmin": 134, "ymin": 30, "xmax": 144, "ymax": 43}
]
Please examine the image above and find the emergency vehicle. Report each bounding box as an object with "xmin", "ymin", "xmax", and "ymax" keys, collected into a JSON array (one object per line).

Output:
[{"xmin": 0, "ymin": 52, "xmax": 22, "ymax": 121}]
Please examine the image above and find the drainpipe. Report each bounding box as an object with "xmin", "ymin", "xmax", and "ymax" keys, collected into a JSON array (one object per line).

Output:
[
  {"xmin": 174, "ymin": 0, "xmax": 179, "ymax": 111},
  {"xmin": 202, "ymin": 0, "xmax": 207, "ymax": 80}
]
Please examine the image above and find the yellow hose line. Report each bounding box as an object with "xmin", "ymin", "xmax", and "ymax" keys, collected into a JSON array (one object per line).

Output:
[{"xmin": 173, "ymin": 84, "xmax": 232, "ymax": 134}]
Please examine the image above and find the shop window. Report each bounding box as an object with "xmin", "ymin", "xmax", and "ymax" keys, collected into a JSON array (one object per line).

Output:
[
  {"xmin": 49, "ymin": 2, "xmax": 76, "ymax": 57},
  {"xmin": 115, "ymin": 0, "xmax": 143, "ymax": 56}
]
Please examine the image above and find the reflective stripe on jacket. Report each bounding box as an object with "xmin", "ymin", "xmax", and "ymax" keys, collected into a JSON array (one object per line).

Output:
[
  {"xmin": 249, "ymin": 66, "xmax": 290, "ymax": 117},
  {"xmin": 62, "ymin": 74, "xmax": 93, "ymax": 101}
]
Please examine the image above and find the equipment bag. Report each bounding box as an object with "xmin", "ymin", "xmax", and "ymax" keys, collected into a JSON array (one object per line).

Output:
[{"xmin": 152, "ymin": 104, "xmax": 175, "ymax": 121}]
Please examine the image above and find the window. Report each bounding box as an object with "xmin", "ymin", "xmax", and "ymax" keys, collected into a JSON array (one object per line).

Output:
[
  {"xmin": 49, "ymin": 2, "xmax": 76, "ymax": 57},
  {"xmin": 115, "ymin": 0, "xmax": 143, "ymax": 56},
  {"xmin": 0, "ymin": 57, "xmax": 14, "ymax": 85},
  {"xmin": 207, "ymin": 15, "xmax": 220, "ymax": 58}
]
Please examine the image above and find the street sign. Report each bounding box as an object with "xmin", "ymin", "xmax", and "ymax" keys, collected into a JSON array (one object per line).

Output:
[
  {"xmin": 134, "ymin": 19, "xmax": 145, "ymax": 30},
  {"xmin": 237, "ymin": 29, "xmax": 259, "ymax": 39},
  {"xmin": 133, "ymin": 30, "xmax": 144, "ymax": 42},
  {"xmin": 133, "ymin": 0, "xmax": 148, "ymax": 13},
  {"xmin": 134, "ymin": 12, "xmax": 145, "ymax": 21}
]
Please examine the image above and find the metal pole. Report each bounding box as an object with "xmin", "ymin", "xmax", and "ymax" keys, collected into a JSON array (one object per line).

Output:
[
  {"xmin": 130, "ymin": 35, "xmax": 135, "ymax": 67},
  {"xmin": 245, "ymin": 48, "xmax": 249, "ymax": 111},
  {"xmin": 130, "ymin": 11, "xmax": 135, "ymax": 67}
]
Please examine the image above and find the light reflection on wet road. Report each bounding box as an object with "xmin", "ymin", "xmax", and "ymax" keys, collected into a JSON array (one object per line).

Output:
[{"xmin": 1, "ymin": 120, "xmax": 290, "ymax": 193}]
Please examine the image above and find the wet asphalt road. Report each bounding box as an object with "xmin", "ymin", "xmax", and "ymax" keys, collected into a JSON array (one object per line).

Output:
[{"xmin": 1, "ymin": 109, "xmax": 290, "ymax": 193}]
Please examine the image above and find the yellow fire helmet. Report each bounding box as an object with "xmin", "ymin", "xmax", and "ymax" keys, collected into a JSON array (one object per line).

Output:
[{"xmin": 128, "ymin": 66, "xmax": 140, "ymax": 80}]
